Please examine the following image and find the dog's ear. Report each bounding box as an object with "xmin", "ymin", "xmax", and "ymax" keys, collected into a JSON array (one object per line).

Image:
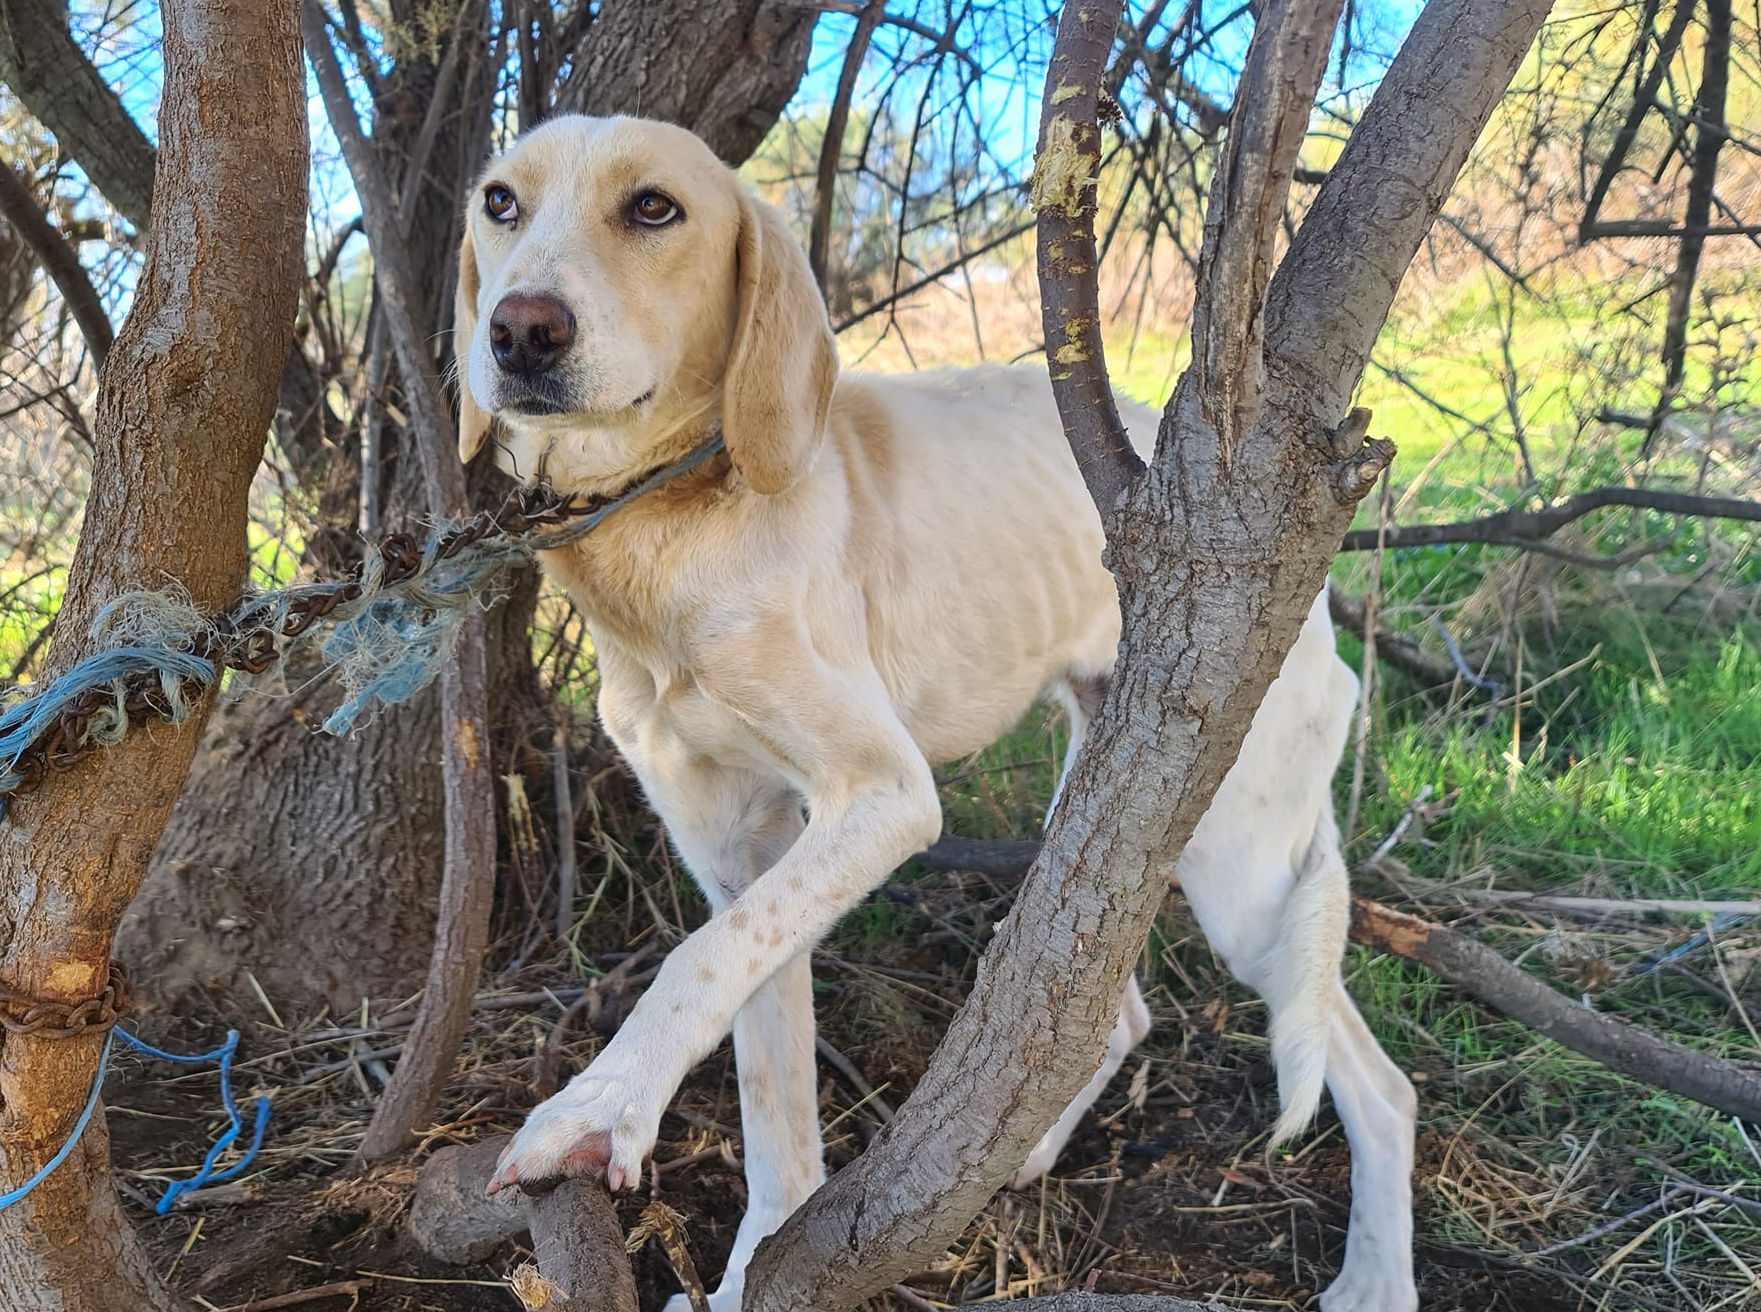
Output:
[
  {"xmin": 454, "ymin": 223, "xmax": 493, "ymax": 463},
  {"xmin": 723, "ymin": 193, "xmax": 838, "ymax": 495}
]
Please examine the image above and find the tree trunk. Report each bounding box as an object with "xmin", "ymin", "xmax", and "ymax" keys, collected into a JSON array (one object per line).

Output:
[
  {"xmin": 121, "ymin": 0, "xmax": 819, "ymax": 1022},
  {"xmin": 746, "ymin": 1, "xmax": 1552, "ymax": 1306},
  {"xmin": 0, "ymin": 2, "xmax": 307, "ymax": 1308}
]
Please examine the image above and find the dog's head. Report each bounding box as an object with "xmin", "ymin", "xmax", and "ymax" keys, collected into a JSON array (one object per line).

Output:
[{"xmin": 454, "ymin": 115, "xmax": 838, "ymax": 496}]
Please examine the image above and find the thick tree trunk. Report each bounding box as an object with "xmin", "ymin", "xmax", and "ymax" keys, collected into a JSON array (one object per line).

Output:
[
  {"xmin": 121, "ymin": 0, "xmax": 818, "ymax": 1022},
  {"xmin": 0, "ymin": 1, "xmax": 307, "ymax": 1307}
]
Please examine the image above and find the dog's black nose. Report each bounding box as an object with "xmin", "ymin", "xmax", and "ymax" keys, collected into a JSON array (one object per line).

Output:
[{"xmin": 489, "ymin": 293, "xmax": 575, "ymax": 376}]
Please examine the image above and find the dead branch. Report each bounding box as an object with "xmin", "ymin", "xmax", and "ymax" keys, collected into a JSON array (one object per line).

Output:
[
  {"xmin": 914, "ymin": 836, "xmax": 1761, "ymax": 1126},
  {"xmin": 1349, "ymin": 898, "xmax": 1761, "ymax": 1124},
  {"xmin": 1338, "ymin": 486, "xmax": 1761, "ymax": 554},
  {"xmin": 1326, "ymin": 588, "xmax": 1466, "ymax": 688},
  {"xmin": 303, "ymin": 0, "xmax": 500, "ymax": 1165},
  {"xmin": 406, "ymin": 1134, "xmax": 639, "ymax": 1312},
  {"xmin": 0, "ymin": 163, "xmax": 112, "ymax": 368}
]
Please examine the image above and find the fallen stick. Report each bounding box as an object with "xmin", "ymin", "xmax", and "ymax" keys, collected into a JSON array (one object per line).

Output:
[
  {"xmin": 1434, "ymin": 889, "xmax": 1760, "ymax": 920},
  {"xmin": 917, "ymin": 838, "xmax": 1761, "ymax": 1125},
  {"xmin": 406, "ymin": 1135, "xmax": 638, "ymax": 1311},
  {"xmin": 1349, "ymin": 898, "xmax": 1761, "ymax": 1124}
]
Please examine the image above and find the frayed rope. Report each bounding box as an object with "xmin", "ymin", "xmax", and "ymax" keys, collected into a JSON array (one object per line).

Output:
[
  {"xmin": 0, "ymin": 432, "xmax": 726, "ymax": 805},
  {"xmin": 0, "ymin": 1026, "xmax": 269, "ymax": 1213}
]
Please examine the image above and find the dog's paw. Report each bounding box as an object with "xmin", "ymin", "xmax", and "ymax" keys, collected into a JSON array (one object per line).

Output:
[
  {"xmin": 1318, "ymin": 1267, "xmax": 1418, "ymax": 1312},
  {"xmin": 487, "ymin": 1076, "xmax": 661, "ymax": 1195}
]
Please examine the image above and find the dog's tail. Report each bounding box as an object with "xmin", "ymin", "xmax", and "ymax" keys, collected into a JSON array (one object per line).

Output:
[{"xmin": 1264, "ymin": 804, "xmax": 1351, "ymax": 1146}]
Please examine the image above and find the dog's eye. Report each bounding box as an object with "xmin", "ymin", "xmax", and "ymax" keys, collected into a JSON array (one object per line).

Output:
[
  {"xmin": 484, "ymin": 183, "xmax": 518, "ymax": 224},
  {"xmin": 631, "ymin": 191, "xmax": 681, "ymax": 227}
]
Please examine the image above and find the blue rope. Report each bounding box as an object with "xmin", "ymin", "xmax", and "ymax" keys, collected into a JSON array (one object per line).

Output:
[
  {"xmin": 0, "ymin": 432, "xmax": 728, "ymax": 806},
  {"xmin": 0, "ymin": 1026, "xmax": 268, "ymax": 1214}
]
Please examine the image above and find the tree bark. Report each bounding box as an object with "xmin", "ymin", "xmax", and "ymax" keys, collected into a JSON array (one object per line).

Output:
[
  {"xmin": 0, "ymin": 2, "xmax": 307, "ymax": 1308},
  {"xmin": 745, "ymin": 2, "xmax": 1551, "ymax": 1308},
  {"xmin": 0, "ymin": 0, "xmax": 156, "ymax": 230},
  {"xmin": 554, "ymin": 0, "xmax": 817, "ymax": 165}
]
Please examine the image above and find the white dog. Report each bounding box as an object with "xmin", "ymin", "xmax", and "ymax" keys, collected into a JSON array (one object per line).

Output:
[{"xmin": 457, "ymin": 115, "xmax": 1417, "ymax": 1312}]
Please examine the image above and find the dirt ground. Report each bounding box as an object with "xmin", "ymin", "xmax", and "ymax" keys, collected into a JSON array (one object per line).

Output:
[{"xmin": 108, "ymin": 896, "xmax": 1600, "ymax": 1312}]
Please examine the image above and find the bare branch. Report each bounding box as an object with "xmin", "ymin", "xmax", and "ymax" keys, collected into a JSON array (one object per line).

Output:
[
  {"xmin": 913, "ymin": 839, "xmax": 1761, "ymax": 1127},
  {"xmin": 1337, "ymin": 485, "xmax": 1761, "ymax": 553},
  {"xmin": 810, "ymin": 0, "xmax": 884, "ymax": 292},
  {"xmin": 0, "ymin": 163, "xmax": 112, "ymax": 368},
  {"xmin": 1350, "ymin": 898, "xmax": 1761, "ymax": 1126},
  {"xmin": 0, "ymin": 0, "xmax": 157, "ymax": 228},
  {"xmin": 303, "ymin": 0, "xmax": 499, "ymax": 1165},
  {"xmin": 1030, "ymin": 0, "xmax": 1143, "ymax": 512},
  {"xmin": 1266, "ymin": 0, "xmax": 1555, "ymax": 412}
]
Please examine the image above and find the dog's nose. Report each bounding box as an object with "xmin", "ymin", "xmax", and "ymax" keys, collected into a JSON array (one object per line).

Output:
[{"xmin": 489, "ymin": 293, "xmax": 575, "ymax": 376}]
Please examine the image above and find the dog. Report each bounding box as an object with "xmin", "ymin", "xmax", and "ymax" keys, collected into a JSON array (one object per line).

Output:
[{"xmin": 456, "ymin": 115, "xmax": 1418, "ymax": 1312}]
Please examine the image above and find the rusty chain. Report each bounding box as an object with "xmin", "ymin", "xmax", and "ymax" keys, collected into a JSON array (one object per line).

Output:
[
  {"xmin": 0, "ymin": 959, "xmax": 132, "ymax": 1039},
  {"xmin": 0, "ymin": 480, "xmax": 603, "ymax": 807}
]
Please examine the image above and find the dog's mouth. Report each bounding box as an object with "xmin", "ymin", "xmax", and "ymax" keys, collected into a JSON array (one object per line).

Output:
[{"xmin": 500, "ymin": 384, "xmax": 655, "ymax": 420}]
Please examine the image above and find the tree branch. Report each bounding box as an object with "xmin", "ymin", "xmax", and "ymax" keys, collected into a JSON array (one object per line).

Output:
[
  {"xmin": 1338, "ymin": 485, "xmax": 1761, "ymax": 553},
  {"xmin": 1030, "ymin": 0, "xmax": 1143, "ymax": 512},
  {"xmin": 809, "ymin": 0, "xmax": 883, "ymax": 293},
  {"xmin": 0, "ymin": 163, "xmax": 112, "ymax": 368},
  {"xmin": 1349, "ymin": 897, "xmax": 1761, "ymax": 1125},
  {"xmin": 1266, "ymin": 0, "xmax": 1555, "ymax": 410},
  {"xmin": 0, "ymin": 0, "xmax": 157, "ymax": 229},
  {"xmin": 302, "ymin": 0, "xmax": 499, "ymax": 1165}
]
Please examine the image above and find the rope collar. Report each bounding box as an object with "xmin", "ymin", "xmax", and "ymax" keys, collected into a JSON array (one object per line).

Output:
[{"xmin": 530, "ymin": 428, "xmax": 727, "ymax": 551}]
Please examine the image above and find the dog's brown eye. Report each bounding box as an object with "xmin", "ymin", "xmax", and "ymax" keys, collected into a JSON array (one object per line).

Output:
[
  {"xmin": 631, "ymin": 191, "xmax": 681, "ymax": 227},
  {"xmin": 484, "ymin": 183, "xmax": 518, "ymax": 224}
]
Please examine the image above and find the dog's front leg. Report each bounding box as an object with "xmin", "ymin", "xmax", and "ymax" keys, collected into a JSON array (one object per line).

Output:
[{"xmin": 490, "ymin": 678, "xmax": 940, "ymax": 1195}]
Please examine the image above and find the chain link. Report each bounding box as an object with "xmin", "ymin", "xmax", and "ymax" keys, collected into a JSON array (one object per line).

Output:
[{"xmin": 0, "ymin": 959, "xmax": 133, "ymax": 1038}]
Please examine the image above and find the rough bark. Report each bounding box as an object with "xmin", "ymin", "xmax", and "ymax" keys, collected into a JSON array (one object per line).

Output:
[
  {"xmin": 0, "ymin": 2, "xmax": 307, "ymax": 1308},
  {"xmin": 554, "ymin": 0, "xmax": 817, "ymax": 165},
  {"xmin": 745, "ymin": 2, "xmax": 1551, "ymax": 1308},
  {"xmin": 0, "ymin": 0, "xmax": 156, "ymax": 230},
  {"xmin": 407, "ymin": 1133, "xmax": 640, "ymax": 1312}
]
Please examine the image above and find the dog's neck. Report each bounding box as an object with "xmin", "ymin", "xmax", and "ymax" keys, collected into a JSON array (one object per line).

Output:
[{"xmin": 496, "ymin": 395, "xmax": 724, "ymax": 503}]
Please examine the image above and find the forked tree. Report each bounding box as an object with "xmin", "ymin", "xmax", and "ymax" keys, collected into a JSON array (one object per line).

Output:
[{"xmin": 745, "ymin": 0, "xmax": 1553, "ymax": 1306}]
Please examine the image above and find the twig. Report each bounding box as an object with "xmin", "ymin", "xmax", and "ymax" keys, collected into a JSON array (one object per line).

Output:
[
  {"xmin": 214, "ymin": 1279, "xmax": 373, "ymax": 1312},
  {"xmin": 1338, "ymin": 486, "xmax": 1761, "ymax": 554},
  {"xmin": 815, "ymin": 1035, "xmax": 896, "ymax": 1122},
  {"xmin": 627, "ymin": 1201, "xmax": 709, "ymax": 1312},
  {"xmin": 553, "ymin": 717, "xmax": 579, "ymax": 941}
]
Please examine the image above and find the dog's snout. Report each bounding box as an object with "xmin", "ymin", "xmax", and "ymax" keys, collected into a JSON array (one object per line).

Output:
[{"xmin": 489, "ymin": 293, "xmax": 576, "ymax": 376}]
